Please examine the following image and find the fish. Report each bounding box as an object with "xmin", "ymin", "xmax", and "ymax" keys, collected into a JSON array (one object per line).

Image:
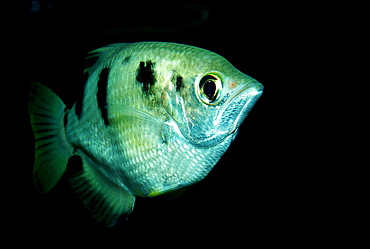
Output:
[{"xmin": 29, "ymin": 42, "xmax": 263, "ymax": 227}]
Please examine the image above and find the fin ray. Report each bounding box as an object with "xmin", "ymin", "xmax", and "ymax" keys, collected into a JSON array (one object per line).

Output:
[
  {"xmin": 107, "ymin": 104, "xmax": 163, "ymax": 125},
  {"xmin": 69, "ymin": 151, "xmax": 135, "ymax": 227}
]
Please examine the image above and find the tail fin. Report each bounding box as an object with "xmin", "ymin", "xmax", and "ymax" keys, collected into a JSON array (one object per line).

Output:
[{"xmin": 29, "ymin": 82, "xmax": 74, "ymax": 193}]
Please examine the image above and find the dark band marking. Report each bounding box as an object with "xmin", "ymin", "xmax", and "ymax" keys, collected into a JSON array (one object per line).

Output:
[
  {"xmin": 97, "ymin": 68, "xmax": 110, "ymax": 125},
  {"xmin": 136, "ymin": 61, "xmax": 156, "ymax": 94}
]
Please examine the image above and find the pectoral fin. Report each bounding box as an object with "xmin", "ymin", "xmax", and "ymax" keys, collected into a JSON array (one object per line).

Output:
[
  {"xmin": 69, "ymin": 150, "xmax": 135, "ymax": 227},
  {"xmin": 107, "ymin": 103, "xmax": 164, "ymax": 125}
]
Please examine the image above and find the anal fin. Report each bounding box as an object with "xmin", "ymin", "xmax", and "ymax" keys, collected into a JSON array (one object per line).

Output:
[{"xmin": 69, "ymin": 150, "xmax": 135, "ymax": 227}]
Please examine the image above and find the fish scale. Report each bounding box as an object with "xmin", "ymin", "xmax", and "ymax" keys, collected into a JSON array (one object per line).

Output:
[{"xmin": 29, "ymin": 42, "xmax": 263, "ymax": 227}]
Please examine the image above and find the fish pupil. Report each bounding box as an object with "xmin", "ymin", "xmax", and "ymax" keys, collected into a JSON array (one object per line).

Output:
[
  {"xmin": 200, "ymin": 74, "xmax": 219, "ymax": 102},
  {"xmin": 203, "ymin": 80, "xmax": 217, "ymax": 100}
]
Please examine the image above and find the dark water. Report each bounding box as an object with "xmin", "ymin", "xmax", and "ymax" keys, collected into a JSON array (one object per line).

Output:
[{"xmin": 10, "ymin": 0, "xmax": 340, "ymax": 245}]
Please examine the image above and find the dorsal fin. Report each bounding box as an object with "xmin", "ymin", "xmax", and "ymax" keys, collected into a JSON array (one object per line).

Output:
[
  {"xmin": 85, "ymin": 43, "xmax": 133, "ymax": 75},
  {"xmin": 87, "ymin": 43, "xmax": 132, "ymax": 57}
]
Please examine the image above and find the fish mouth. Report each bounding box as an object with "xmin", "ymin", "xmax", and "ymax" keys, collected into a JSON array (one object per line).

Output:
[
  {"xmin": 217, "ymin": 82, "xmax": 263, "ymax": 137},
  {"xmin": 174, "ymin": 81, "xmax": 263, "ymax": 148},
  {"xmin": 234, "ymin": 84, "xmax": 263, "ymax": 126}
]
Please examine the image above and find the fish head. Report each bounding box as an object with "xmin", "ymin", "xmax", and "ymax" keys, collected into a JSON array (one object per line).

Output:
[{"xmin": 169, "ymin": 52, "xmax": 263, "ymax": 148}]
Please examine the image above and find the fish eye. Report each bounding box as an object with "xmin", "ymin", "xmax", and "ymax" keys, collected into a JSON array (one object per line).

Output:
[{"xmin": 198, "ymin": 73, "xmax": 223, "ymax": 105}]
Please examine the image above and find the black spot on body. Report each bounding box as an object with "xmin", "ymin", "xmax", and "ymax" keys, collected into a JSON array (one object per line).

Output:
[
  {"xmin": 175, "ymin": 76, "xmax": 184, "ymax": 92},
  {"xmin": 136, "ymin": 61, "xmax": 156, "ymax": 94},
  {"xmin": 171, "ymin": 72, "xmax": 184, "ymax": 92},
  {"xmin": 122, "ymin": 55, "xmax": 131, "ymax": 64},
  {"xmin": 97, "ymin": 68, "xmax": 110, "ymax": 125}
]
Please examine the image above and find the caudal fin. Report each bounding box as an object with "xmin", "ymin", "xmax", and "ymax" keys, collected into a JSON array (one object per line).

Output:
[{"xmin": 29, "ymin": 82, "xmax": 73, "ymax": 193}]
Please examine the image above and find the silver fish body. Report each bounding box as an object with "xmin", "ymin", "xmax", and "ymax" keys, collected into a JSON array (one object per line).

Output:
[{"xmin": 29, "ymin": 42, "xmax": 263, "ymax": 226}]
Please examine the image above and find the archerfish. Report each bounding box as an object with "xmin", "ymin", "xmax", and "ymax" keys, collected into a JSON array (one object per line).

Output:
[{"xmin": 29, "ymin": 42, "xmax": 263, "ymax": 227}]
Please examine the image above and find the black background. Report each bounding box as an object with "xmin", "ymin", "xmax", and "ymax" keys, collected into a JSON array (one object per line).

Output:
[{"xmin": 7, "ymin": 0, "xmax": 354, "ymax": 245}]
